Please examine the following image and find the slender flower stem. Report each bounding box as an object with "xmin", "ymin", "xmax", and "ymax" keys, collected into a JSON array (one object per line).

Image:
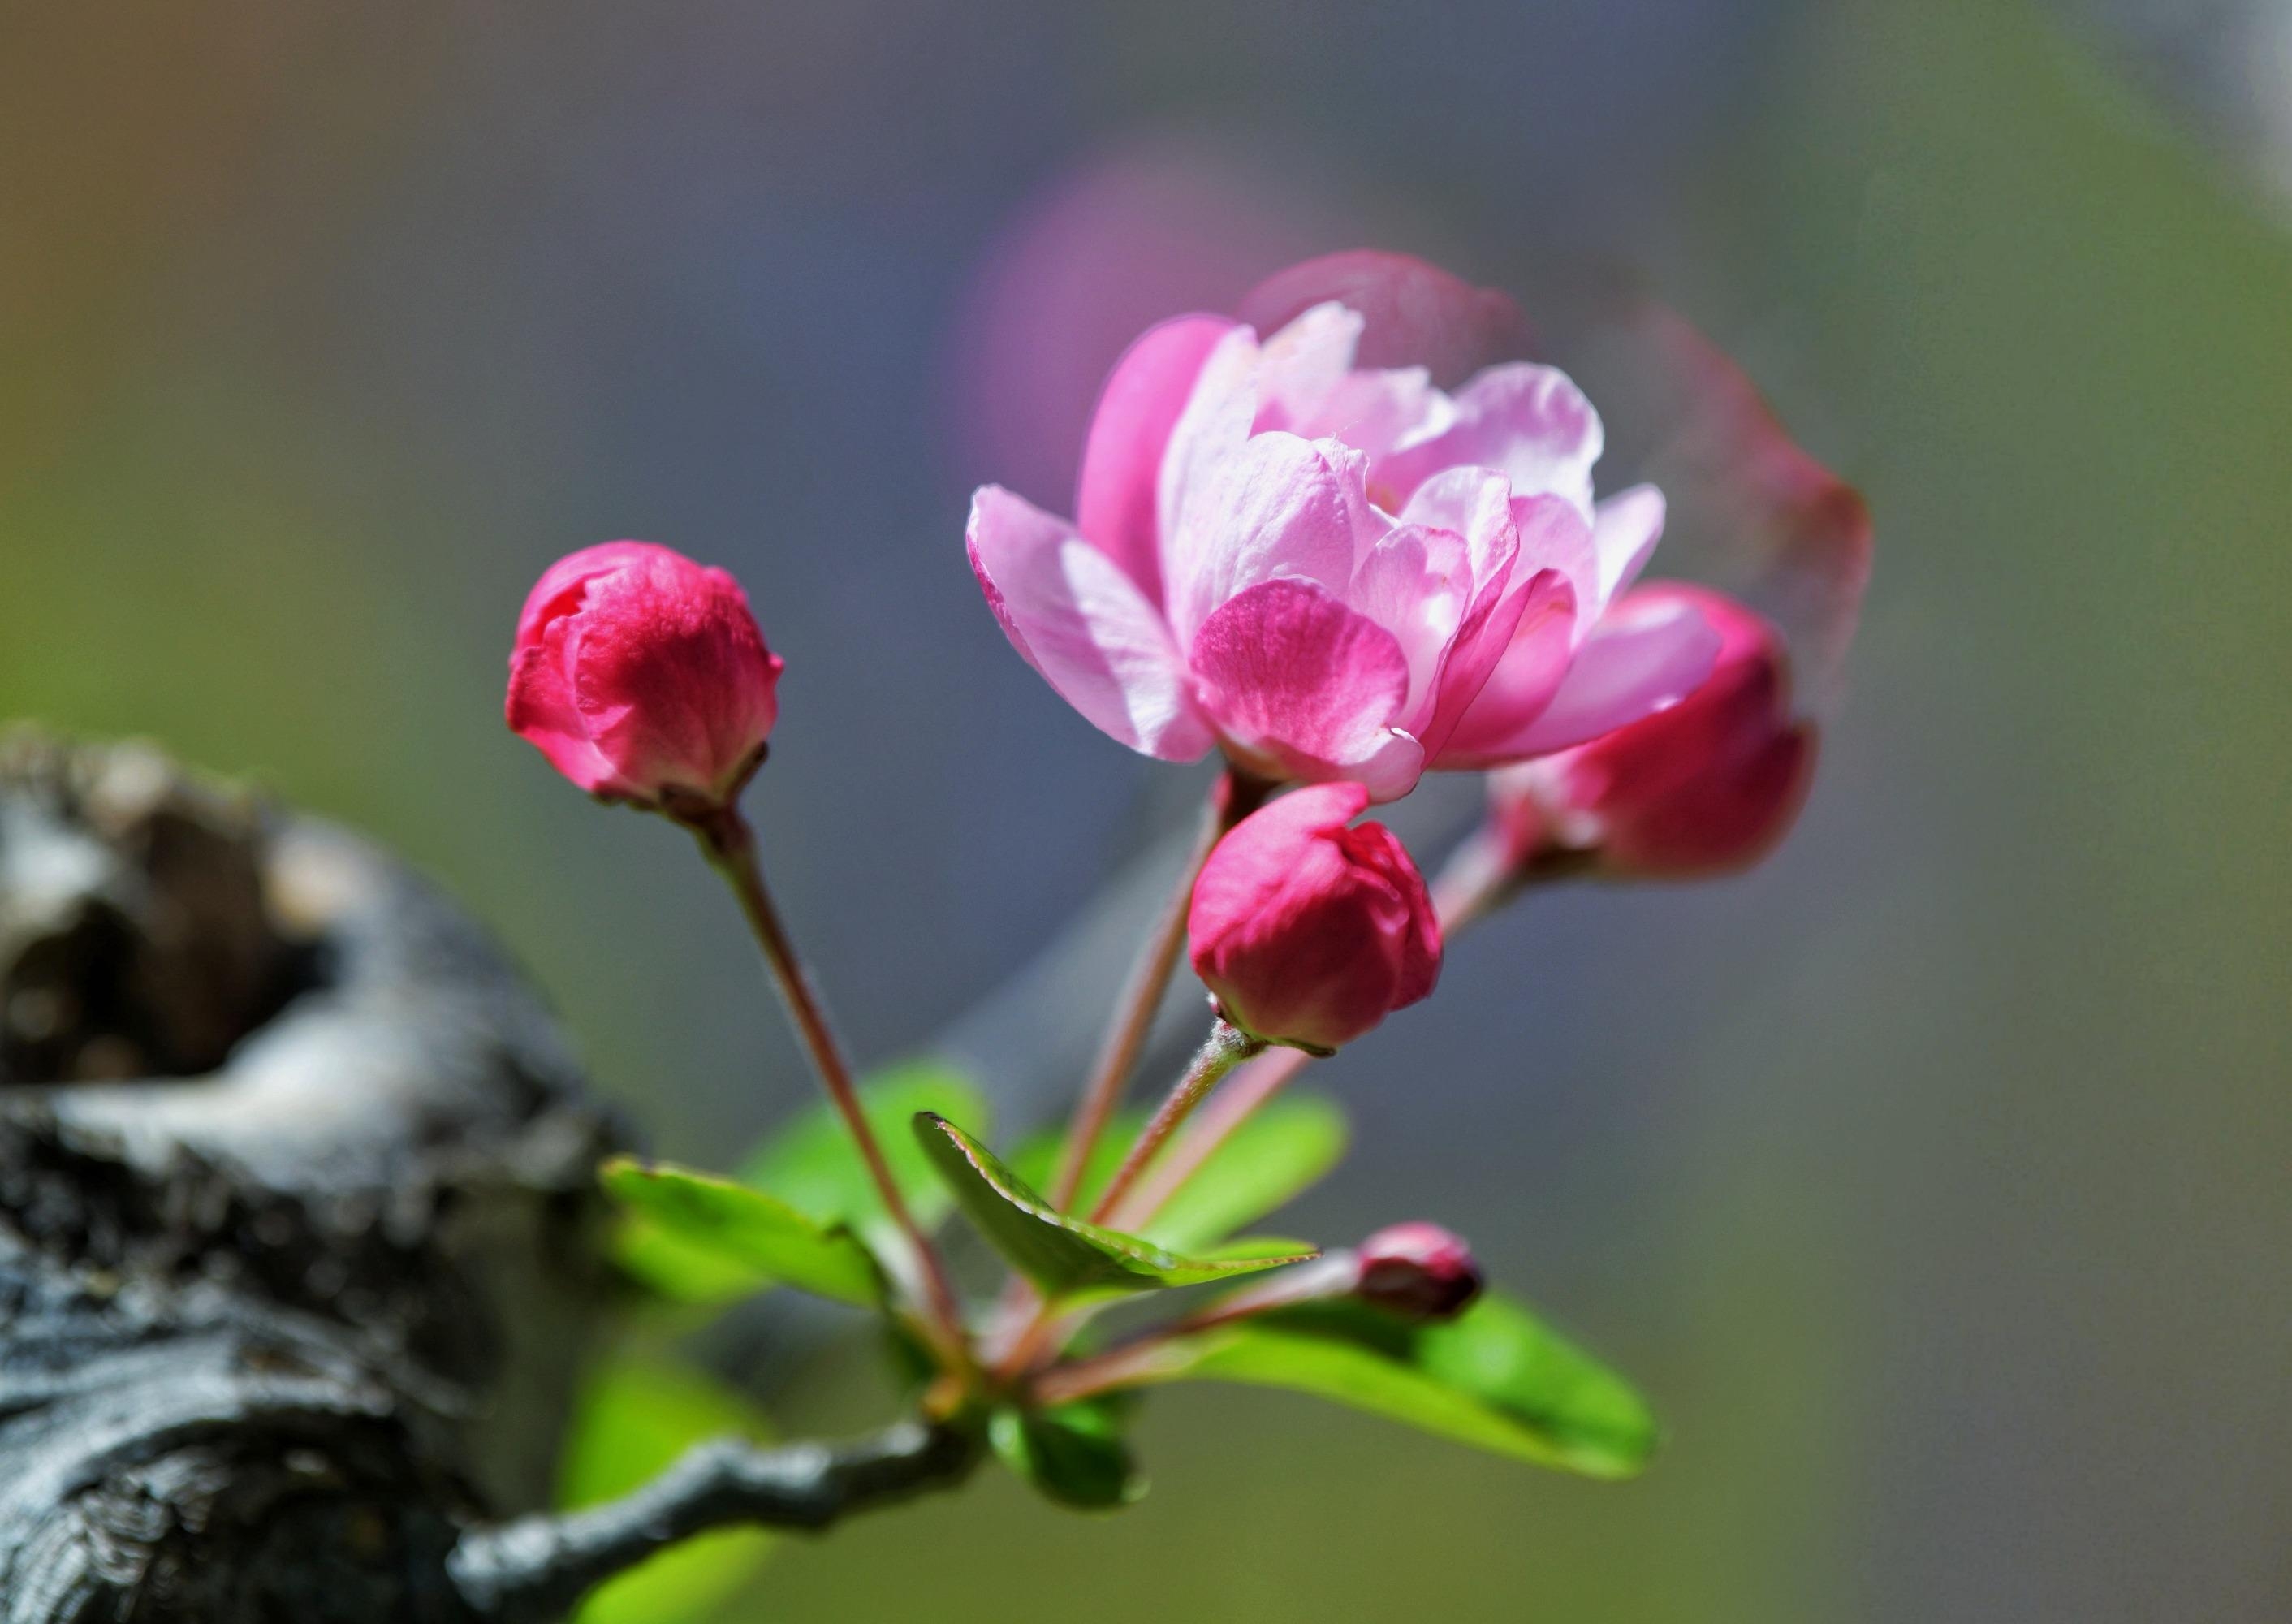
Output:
[
  {"xmin": 991, "ymin": 1021, "xmax": 1265, "ymax": 1382},
  {"xmin": 1088, "ymin": 1020, "xmax": 1264, "ymax": 1223},
  {"xmin": 1108, "ymin": 821, "xmax": 1522, "ymax": 1232},
  {"xmin": 1106, "ymin": 1043, "xmax": 1310, "ymax": 1230},
  {"xmin": 1030, "ymin": 1252, "xmax": 1362, "ymax": 1407},
  {"xmin": 1045, "ymin": 767, "xmax": 1268, "ymax": 1211},
  {"xmin": 688, "ymin": 806, "xmax": 971, "ymax": 1374}
]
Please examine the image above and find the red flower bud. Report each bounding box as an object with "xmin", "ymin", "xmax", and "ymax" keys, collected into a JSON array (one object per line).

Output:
[
  {"xmin": 1494, "ymin": 584, "xmax": 1814, "ymax": 880},
  {"xmin": 1188, "ymin": 782, "xmax": 1440, "ymax": 1053},
  {"xmin": 1354, "ymin": 1221, "xmax": 1483, "ymax": 1321},
  {"xmin": 506, "ymin": 542, "xmax": 783, "ymax": 813}
]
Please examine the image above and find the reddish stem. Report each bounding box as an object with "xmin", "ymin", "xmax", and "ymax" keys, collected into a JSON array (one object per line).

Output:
[
  {"xmin": 1087, "ymin": 1020, "xmax": 1263, "ymax": 1224},
  {"xmin": 690, "ymin": 806, "xmax": 972, "ymax": 1375},
  {"xmin": 1044, "ymin": 767, "xmax": 1267, "ymax": 1210},
  {"xmin": 1107, "ymin": 817, "xmax": 1521, "ymax": 1231}
]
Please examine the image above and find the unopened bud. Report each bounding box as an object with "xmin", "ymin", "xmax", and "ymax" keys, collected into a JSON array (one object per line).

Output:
[{"xmin": 1354, "ymin": 1221, "xmax": 1483, "ymax": 1321}]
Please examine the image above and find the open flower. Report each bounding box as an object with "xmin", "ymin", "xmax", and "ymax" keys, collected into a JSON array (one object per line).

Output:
[
  {"xmin": 506, "ymin": 542, "xmax": 782, "ymax": 813},
  {"xmin": 965, "ymin": 255, "xmax": 1718, "ymax": 801},
  {"xmin": 1188, "ymin": 782, "xmax": 1440, "ymax": 1053}
]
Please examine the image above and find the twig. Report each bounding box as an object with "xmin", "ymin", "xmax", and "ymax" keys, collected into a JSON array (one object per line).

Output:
[{"xmin": 450, "ymin": 1419, "xmax": 981, "ymax": 1624}]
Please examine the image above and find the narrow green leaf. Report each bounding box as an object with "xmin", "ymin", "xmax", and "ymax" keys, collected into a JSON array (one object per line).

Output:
[
  {"xmin": 1128, "ymin": 1294, "xmax": 1657, "ymax": 1479},
  {"xmin": 602, "ymin": 1156, "xmax": 883, "ymax": 1307},
  {"xmin": 914, "ymin": 1112, "xmax": 1319, "ymax": 1298},
  {"xmin": 741, "ymin": 1059, "xmax": 988, "ymax": 1248},
  {"xmin": 558, "ymin": 1352, "xmax": 777, "ymax": 1623},
  {"xmin": 1007, "ymin": 1093, "xmax": 1349, "ymax": 1254},
  {"xmin": 988, "ymin": 1400, "xmax": 1146, "ymax": 1511}
]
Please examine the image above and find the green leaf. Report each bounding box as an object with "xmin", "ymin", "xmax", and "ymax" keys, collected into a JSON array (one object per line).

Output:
[
  {"xmin": 988, "ymin": 1400, "xmax": 1146, "ymax": 1511},
  {"xmin": 741, "ymin": 1059, "xmax": 988, "ymax": 1249},
  {"xmin": 558, "ymin": 1351, "xmax": 778, "ymax": 1624},
  {"xmin": 602, "ymin": 1156, "xmax": 883, "ymax": 1307},
  {"xmin": 1125, "ymin": 1294, "xmax": 1658, "ymax": 1479},
  {"xmin": 611, "ymin": 1212, "xmax": 779, "ymax": 1308},
  {"xmin": 913, "ymin": 1112, "xmax": 1319, "ymax": 1298},
  {"xmin": 1006, "ymin": 1093, "xmax": 1348, "ymax": 1255}
]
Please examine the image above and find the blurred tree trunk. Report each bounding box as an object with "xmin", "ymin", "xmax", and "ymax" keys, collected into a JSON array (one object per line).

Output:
[{"xmin": 0, "ymin": 736, "xmax": 624, "ymax": 1622}]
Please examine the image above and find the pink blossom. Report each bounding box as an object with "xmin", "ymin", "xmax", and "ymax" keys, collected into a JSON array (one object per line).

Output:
[
  {"xmin": 1354, "ymin": 1220, "xmax": 1484, "ymax": 1322},
  {"xmin": 1188, "ymin": 782, "xmax": 1440, "ymax": 1053},
  {"xmin": 506, "ymin": 542, "xmax": 782, "ymax": 812},
  {"xmin": 965, "ymin": 253, "xmax": 1718, "ymax": 802},
  {"xmin": 1490, "ymin": 583, "xmax": 1815, "ymax": 879}
]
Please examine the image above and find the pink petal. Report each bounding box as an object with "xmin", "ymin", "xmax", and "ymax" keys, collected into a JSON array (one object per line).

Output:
[
  {"xmin": 1189, "ymin": 577, "xmax": 1424, "ymax": 798},
  {"xmin": 1428, "ymin": 569, "xmax": 1579, "ymax": 770},
  {"xmin": 1344, "ymin": 525, "xmax": 1468, "ymax": 723},
  {"xmin": 1498, "ymin": 593, "xmax": 1723, "ymax": 758},
  {"xmin": 1236, "ymin": 250, "xmax": 1534, "ymax": 387},
  {"xmin": 1591, "ymin": 484, "xmax": 1666, "ymax": 615},
  {"xmin": 967, "ymin": 486, "xmax": 1214, "ymax": 760},
  {"xmin": 1397, "ymin": 467, "xmax": 1518, "ymax": 586},
  {"xmin": 568, "ymin": 553, "xmax": 783, "ymax": 799},
  {"xmin": 513, "ymin": 541, "xmax": 663, "ymax": 649},
  {"xmin": 506, "ymin": 637, "xmax": 629, "ymax": 797},
  {"xmin": 1163, "ymin": 430, "xmax": 1378, "ymax": 648},
  {"xmin": 1387, "ymin": 469, "xmax": 1535, "ymax": 758},
  {"xmin": 1155, "ymin": 324, "xmax": 1265, "ymax": 586},
  {"xmin": 1507, "ymin": 491, "xmax": 1601, "ymax": 631},
  {"xmin": 1075, "ymin": 313, "xmax": 1236, "ymax": 605},
  {"xmin": 1252, "ymin": 300, "xmax": 1366, "ymax": 434},
  {"xmin": 1375, "ymin": 363, "xmax": 1604, "ymax": 516}
]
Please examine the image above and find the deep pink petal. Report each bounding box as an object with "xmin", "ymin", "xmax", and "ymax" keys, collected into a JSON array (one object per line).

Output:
[
  {"xmin": 1429, "ymin": 569, "xmax": 1578, "ymax": 770},
  {"xmin": 967, "ymin": 486, "xmax": 1214, "ymax": 760},
  {"xmin": 567, "ymin": 554, "xmax": 783, "ymax": 800},
  {"xmin": 1075, "ymin": 313, "xmax": 1236, "ymax": 604},
  {"xmin": 514, "ymin": 540, "xmax": 674, "ymax": 649},
  {"xmin": 1189, "ymin": 577, "xmax": 1423, "ymax": 797},
  {"xmin": 1237, "ymin": 250, "xmax": 1533, "ymax": 387},
  {"xmin": 505, "ymin": 637, "xmax": 630, "ymax": 797},
  {"xmin": 1496, "ymin": 591, "xmax": 1722, "ymax": 758}
]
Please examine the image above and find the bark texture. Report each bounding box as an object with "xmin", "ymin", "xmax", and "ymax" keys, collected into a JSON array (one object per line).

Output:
[{"xmin": 0, "ymin": 736, "xmax": 624, "ymax": 1621}]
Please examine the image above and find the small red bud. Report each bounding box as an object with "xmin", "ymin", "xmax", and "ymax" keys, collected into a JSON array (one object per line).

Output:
[
  {"xmin": 1354, "ymin": 1221, "xmax": 1483, "ymax": 1322},
  {"xmin": 1187, "ymin": 783, "xmax": 1441, "ymax": 1054},
  {"xmin": 506, "ymin": 542, "xmax": 783, "ymax": 814}
]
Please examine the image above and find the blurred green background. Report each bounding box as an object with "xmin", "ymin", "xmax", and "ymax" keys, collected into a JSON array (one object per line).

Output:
[{"xmin": 4, "ymin": 1, "xmax": 2287, "ymax": 1619}]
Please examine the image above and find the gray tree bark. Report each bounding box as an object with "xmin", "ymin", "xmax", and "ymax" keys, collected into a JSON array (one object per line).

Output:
[{"xmin": 0, "ymin": 734, "xmax": 625, "ymax": 1621}]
